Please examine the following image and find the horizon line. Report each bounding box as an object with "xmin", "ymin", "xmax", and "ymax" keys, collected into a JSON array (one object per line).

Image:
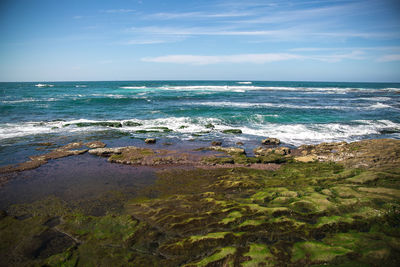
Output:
[{"xmin": 1, "ymin": 79, "xmax": 399, "ymax": 84}]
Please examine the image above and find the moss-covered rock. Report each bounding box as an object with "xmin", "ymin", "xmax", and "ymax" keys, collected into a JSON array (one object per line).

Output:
[
  {"xmin": 75, "ymin": 121, "xmax": 122, "ymax": 128},
  {"xmin": 222, "ymin": 129, "xmax": 242, "ymax": 134},
  {"xmin": 123, "ymin": 121, "xmax": 142, "ymax": 127}
]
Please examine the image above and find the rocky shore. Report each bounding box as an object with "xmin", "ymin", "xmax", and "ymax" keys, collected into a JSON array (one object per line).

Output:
[{"xmin": 0, "ymin": 138, "xmax": 400, "ymax": 266}]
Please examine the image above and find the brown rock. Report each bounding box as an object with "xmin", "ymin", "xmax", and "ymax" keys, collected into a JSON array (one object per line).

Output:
[
  {"xmin": 262, "ymin": 137, "xmax": 280, "ymax": 145},
  {"xmin": 88, "ymin": 147, "xmax": 125, "ymax": 156},
  {"xmin": 145, "ymin": 138, "xmax": 156, "ymax": 144},
  {"xmin": 85, "ymin": 141, "xmax": 106, "ymax": 149},
  {"xmin": 254, "ymin": 146, "xmax": 291, "ymax": 156},
  {"xmin": 211, "ymin": 141, "xmax": 222, "ymax": 146}
]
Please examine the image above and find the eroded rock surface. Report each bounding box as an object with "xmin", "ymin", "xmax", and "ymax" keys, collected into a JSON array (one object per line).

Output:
[{"xmin": 295, "ymin": 139, "xmax": 400, "ymax": 169}]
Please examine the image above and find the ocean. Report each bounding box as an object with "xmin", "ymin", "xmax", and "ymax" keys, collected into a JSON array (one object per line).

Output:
[{"xmin": 1, "ymin": 80, "xmax": 400, "ymax": 166}]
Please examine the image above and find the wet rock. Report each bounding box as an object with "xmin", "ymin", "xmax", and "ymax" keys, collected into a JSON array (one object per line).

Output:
[
  {"xmin": 84, "ymin": 141, "xmax": 106, "ymax": 149},
  {"xmin": 75, "ymin": 122, "xmax": 122, "ymax": 128},
  {"xmin": 222, "ymin": 129, "xmax": 242, "ymax": 134},
  {"xmin": 151, "ymin": 127, "xmax": 173, "ymax": 133},
  {"xmin": 205, "ymin": 123, "xmax": 215, "ymax": 129},
  {"xmin": 262, "ymin": 137, "xmax": 280, "ymax": 145},
  {"xmin": 107, "ymin": 146, "xmax": 192, "ymax": 166},
  {"xmin": 145, "ymin": 138, "xmax": 156, "ymax": 144},
  {"xmin": 254, "ymin": 146, "xmax": 291, "ymax": 156},
  {"xmin": 211, "ymin": 141, "xmax": 222, "ymax": 146},
  {"xmin": 88, "ymin": 147, "xmax": 125, "ymax": 156},
  {"xmin": 59, "ymin": 142, "xmax": 83, "ymax": 150},
  {"xmin": 135, "ymin": 130, "xmax": 161, "ymax": 133},
  {"xmin": 0, "ymin": 143, "xmax": 89, "ymax": 175},
  {"xmin": 200, "ymin": 146, "xmax": 246, "ymax": 155},
  {"xmin": 236, "ymin": 142, "xmax": 244, "ymax": 146},
  {"xmin": 0, "ymin": 210, "xmax": 7, "ymax": 219},
  {"xmin": 123, "ymin": 121, "xmax": 142, "ymax": 127},
  {"xmin": 35, "ymin": 142, "xmax": 55, "ymax": 147}
]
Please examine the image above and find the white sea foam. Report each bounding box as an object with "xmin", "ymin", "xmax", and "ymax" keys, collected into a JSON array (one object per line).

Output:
[
  {"xmin": 334, "ymin": 97, "xmax": 392, "ymax": 102},
  {"xmin": 369, "ymin": 102, "xmax": 393, "ymax": 109},
  {"xmin": 193, "ymin": 101, "xmax": 396, "ymax": 111},
  {"xmin": 35, "ymin": 84, "xmax": 54, "ymax": 87},
  {"xmin": 2, "ymin": 98, "xmax": 39, "ymax": 104},
  {"xmin": 192, "ymin": 101, "xmax": 349, "ymax": 110},
  {"xmin": 1, "ymin": 98, "xmax": 60, "ymax": 104},
  {"xmin": 385, "ymin": 88, "xmax": 400, "ymax": 92},
  {"xmin": 120, "ymin": 86, "xmax": 147, "ymax": 89},
  {"xmin": 239, "ymin": 120, "xmax": 400, "ymax": 146},
  {"xmin": 75, "ymin": 85, "xmax": 87, "ymax": 88},
  {"xmin": 237, "ymin": 81, "xmax": 252, "ymax": 84},
  {"xmin": 1, "ymin": 118, "xmax": 399, "ymax": 146},
  {"xmin": 154, "ymin": 85, "xmax": 396, "ymax": 94}
]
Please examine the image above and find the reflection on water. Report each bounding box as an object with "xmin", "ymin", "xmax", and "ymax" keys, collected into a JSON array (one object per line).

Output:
[{"xmin": 0, "ymin": 153, "xmax": 157, "ymax": 210}]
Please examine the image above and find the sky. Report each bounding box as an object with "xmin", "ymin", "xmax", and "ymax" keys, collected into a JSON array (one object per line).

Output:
[{"xmin": 0, "ymin": 0, "xmax": 400, "ymax": 82}]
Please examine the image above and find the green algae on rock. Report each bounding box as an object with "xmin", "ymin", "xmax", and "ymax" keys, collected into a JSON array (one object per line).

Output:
[
  {"xmin": 1, "ymin": 139, "xmax": 400, "ymax": 266},
  {"xmin": 222, "ymin": 129, "xmax": 242, "ymax": 134}
]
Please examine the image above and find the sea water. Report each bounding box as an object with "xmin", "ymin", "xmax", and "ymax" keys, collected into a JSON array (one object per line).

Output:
[{"xmin": 1, "ymin": 80, "xmax": 399, "ymax": 165}]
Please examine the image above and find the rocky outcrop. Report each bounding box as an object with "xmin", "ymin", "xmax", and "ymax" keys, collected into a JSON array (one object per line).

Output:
[
  {"xmin": 88, "ymin": 147, "xmax": 126, "ymax": 156},
  {"xmin": 199, "ymin": 146, "xmax": 246, "ymax": 155},
  {"xmin": 145, "ymin": 138, "xmax": 156, "ymax": 144},
  {"xmin": 84, "ymin": 141, "xmax": 106, "ymax": 149},
  {"xmin": 0, "ymin": 143, "xmax": 89, "ymax": 174},
  {"xmin": 261, "ymin": 137, "xmax": 280, "ymax": 145},
  {"xmin": 211, "ymin": 141, "xmax": 222, "ymax": 146},
  {"xmin": 254, "ymin": 146, "xmax": 291, "ymax": 156},
  {"xmin": 222, "ymin": 129, "xmax": 242, "ymax": 134},
  {"xmin": 295, "ymin": 139, "xmax": 400, "ymax": 169}
]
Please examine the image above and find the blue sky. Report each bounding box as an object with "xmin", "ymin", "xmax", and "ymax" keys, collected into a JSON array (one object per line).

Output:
[{"xmin": 0, "ymin": 0, "xmax": 399, "ymax": 82}]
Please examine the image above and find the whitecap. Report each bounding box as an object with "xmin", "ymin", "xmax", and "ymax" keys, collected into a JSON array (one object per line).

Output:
[
  {"xmin": 369, "ymin": 102, "xmax": 393, "ymax": 109},
  {"xmin": 237, "ymin": 81, "xmax": 252, "ymax": 84},
  {"xmin": 35, "ymin": 84, "xmax": 54, "ymax": 87},
  {"xmin": 120, "ymin": 86, "xmax": 147, "ymax": 89}
]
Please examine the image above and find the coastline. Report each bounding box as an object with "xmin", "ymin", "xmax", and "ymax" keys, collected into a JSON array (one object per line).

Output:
[{"xmin": 1, "ymin": 137, "xmax": 400, "ymax": 266}]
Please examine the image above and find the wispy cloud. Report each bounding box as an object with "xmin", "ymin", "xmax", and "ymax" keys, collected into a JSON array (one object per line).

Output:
[
  {"xmin": 377, "ymin": 54, "xmax": 400, "ymax": 62},
  {"xmin": 121, "ymin": 39, "xmax": 171, "ymax": 45},
  {"xmin": 103, "ymin": 9, "xmax": 135, "ymax": 13},
  {"xmin": 311, "ymin": 50, "xmax": 365, "ymax": 62},
  {"xmin": 289, "ymin": 46, "xmax": 400, "ymax": 52},
  {"xmin": 145, "ymin": 11, "xmax": 253, "ymax": 20},
  {"xmin": 142, "ymin": 51, "xmax": 365, "ymax": 65},
  {"xmin": 142, "ymin": 53, "xmax": 304, "ymax": 65},
  {"xmin": 127, "ymin": 25, "xmax": 392, "ymax": 41}
]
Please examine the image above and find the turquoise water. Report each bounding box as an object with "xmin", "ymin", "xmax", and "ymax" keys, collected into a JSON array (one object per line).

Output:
[{"xmin": 1, "ymin": 80, "xmax": 399, "ymax": 164}]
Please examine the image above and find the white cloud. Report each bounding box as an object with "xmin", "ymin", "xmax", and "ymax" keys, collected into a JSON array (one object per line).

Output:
[
  {"xmin": 311, "ymin": 50, "xmax": 365, "ymax": 62},
  {"xmin": 289, "ymin": 46, "xmax": 400, "ymax": 52},
  {"xmin": 122, "ymin": 39, "xmax": 169, "ymax": 45},
  {"xmin": 142, "ymin": 53, "xmax": 304, "ymax": 65},
  {"xmin": 146, "ymin": 11, "xmax": 253, "ymax": 20},
  {"xmin": 142, "ymin": 51, "xmax": 365, "ymax": 65},
  {"xmin": 103, "ymin": 9, "xmax": 135, "ymax": 13},
  {"xmin": 127, "ymin": 25, "xmax": 394, "ymax": 40},
  {"xmin": 377, "ymin": 54, "xmax": 400, "ymax": 62},
  {"xmin": 128, "ymin": 26, "xmax": 295, "ymax": 38}
]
